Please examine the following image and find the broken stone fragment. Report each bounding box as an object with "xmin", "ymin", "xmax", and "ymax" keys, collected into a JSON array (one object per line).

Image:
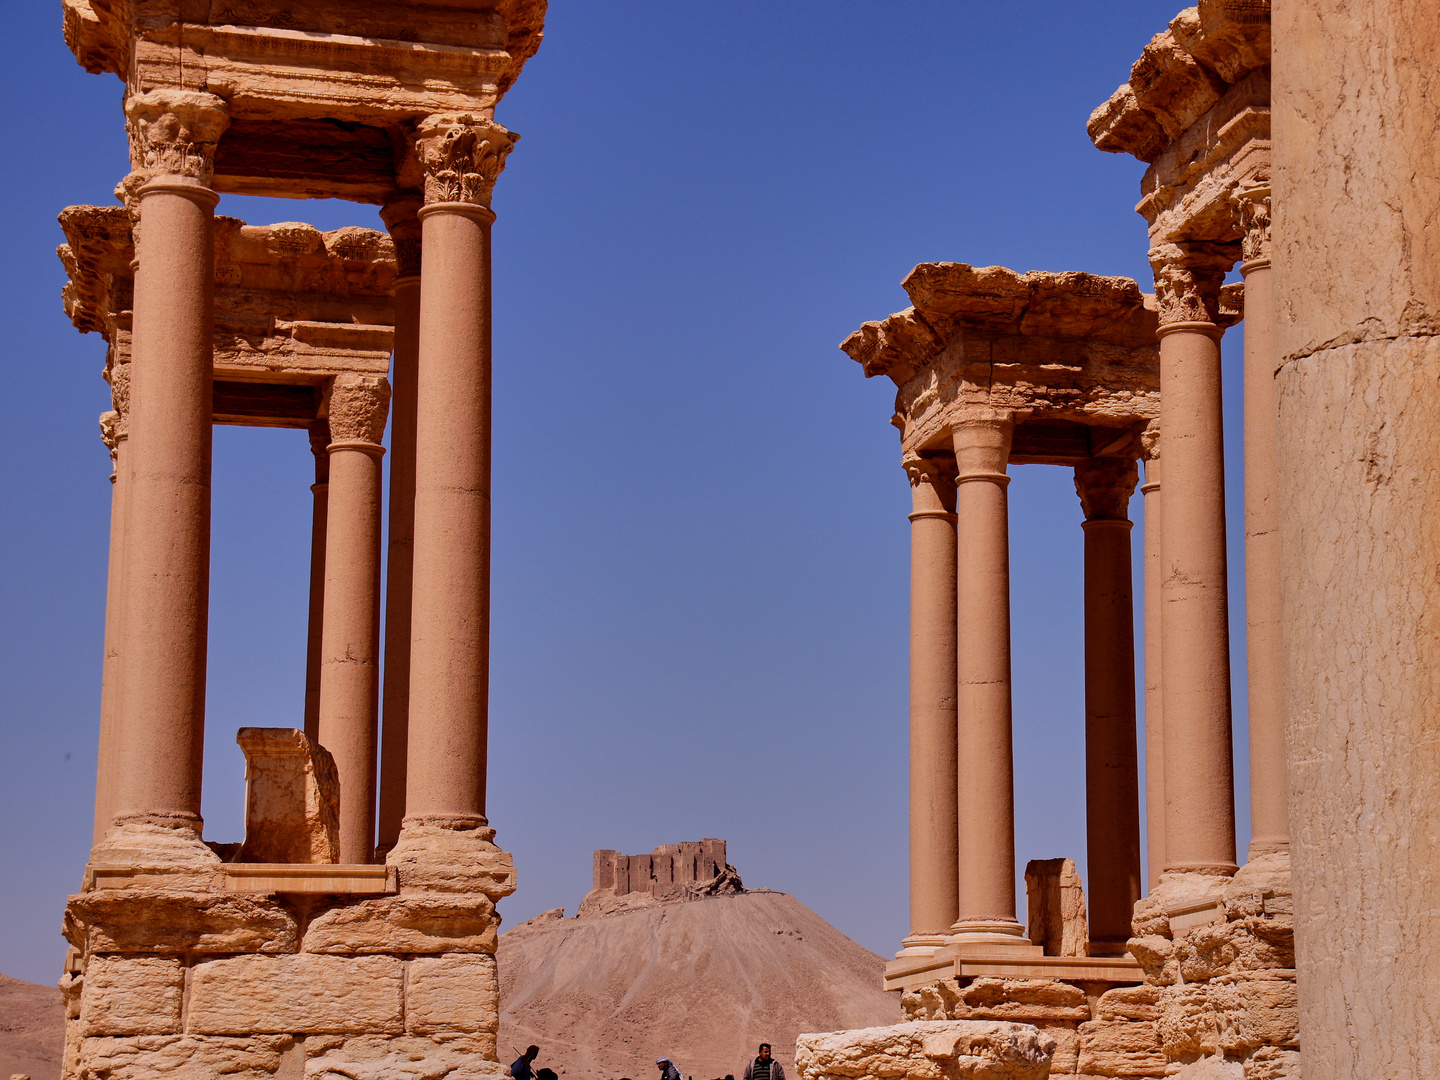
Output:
[{"xmin": 796, "ymin": 1020, "xmax": 1055, "ymax": 1080}]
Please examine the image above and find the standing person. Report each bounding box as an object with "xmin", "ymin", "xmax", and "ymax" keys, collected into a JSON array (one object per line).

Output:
[
  {"xmin": 657, "ymin": 1057, "xmax": 683, "ymax": 1080},
  {"xmin": 743, "ymin": 1044, "xmax": 785, "ymax": 1080},
  {"xmin": 512, "ymin": 1046, "xmax": 540, "ymax": 1080}
]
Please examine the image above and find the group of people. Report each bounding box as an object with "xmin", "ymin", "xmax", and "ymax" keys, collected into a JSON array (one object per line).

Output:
[{"xmin": 510, "ymin": 1041, "xmax": 787, "ymax": 1080}]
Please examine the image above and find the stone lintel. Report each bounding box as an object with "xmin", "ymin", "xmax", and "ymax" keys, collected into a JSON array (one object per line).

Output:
[
  {"xmin": 1137, "ymin": 74, "xmax": 1271, "ymax": 243},
  {"xmin": 882, "ymin": 951, "xmax": 1145, "ymax": 994},
  {"xmin": 60, "ymin": 206, "xmax": 397, "ymax": 427}
]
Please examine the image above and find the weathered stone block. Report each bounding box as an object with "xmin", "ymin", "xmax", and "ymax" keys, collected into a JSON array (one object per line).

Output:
[
  {"xmin": 1025, "ymin": 858, "xmax": 1088, "ymax": 958},
  {"xmin": 406, "ymin": 955, "xmax": 499, "ymax": 1035},
  {"xmin": 80, "ymin": 957, "xmax": 183, "ymax": 1036},
  {"xmin": 77, "ymin": 1034, "xmax": 292, "ymax": 1079},
  {"xmin": 188, "ymin": 955, "xmax": 403, "ymax": 1035},
  {"xmin": 305, "ymin": 1035, "xmax": 506, "ymax": 1080},
  {"xmin": 796, "ymin": 1020, "xmax": 1055, "ymax": 1080},
  {"xmin": 903, "ymin": 979, "xmax": 962, "ymax": 1021},
  {"xmin": 1077, "ymin": 1020, "xmax": 1166, "ymax": 1077},
  {"xmin": 1095, "ymin": 984, "xmax": 1160, "ymax": 1022},
  {"xmin": 957, "ymin": 979, "xmax": 1091, "ymax": 1022},
  {"xmin": 1226, "ymin": 976, "xmax": 1299, "ymax": 1048},
  {"xmin": 387, "ymin": 824, "xmax": 516, "ymax": 899},
  {"xmin": 1243, "ymin": 1047, "xmax": 1300, "ymax": 1080},
  {"xmin": 65, "ymin": 889, "xmax": 298, "ymax": 955},
  {"xmin": 1127, "ymin": 935, "xmax": 1178, "ymax": 985},
  {"xmin": 235, "ymin": 727, "xmax": 339, "ymax": 864},
  {"xmin": 1046, "ymin": 1023, "xmax": 1079, "ymax": 1074},
  {"xmin": 303, "ymin": 895, "xmax": 497, "ymax": 954},
  {"xmin": 1175, "ymin": 923, "xmax": 1240, "ymax": 982}
]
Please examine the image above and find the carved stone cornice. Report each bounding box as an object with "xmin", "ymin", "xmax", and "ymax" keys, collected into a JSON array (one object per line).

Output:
[
  {"xmin": 1149, "ymin": 242, "xmax": 1235, "ymax": 326},
  {"xmin": 414, "ymin": 115, "xmax": 518, "ymax": 207},
  {"xmin": 99, "ymin": 411, "xmax": 122, "ymax": 467},
  {"xmin": 380, "ymin": 195, "xmax": 424, "ymax": 278},
  {"xmin": 326, "ymin": 375, "xmax": 391, "ymax": 446},
  {"xmin": 1075, "ymin": 457, "xmax": 1139, "ymax": 521},
  {"xmin": 106, "ymin": 359, "xmax": 130, "ymax": 425},
  {"xmin": 124, "ymin": 91, "xmax": 230, "ymax": 188},
  {"xmin": 1235, "ymin": 182, "xmax": 1272, "ymax": 267}
]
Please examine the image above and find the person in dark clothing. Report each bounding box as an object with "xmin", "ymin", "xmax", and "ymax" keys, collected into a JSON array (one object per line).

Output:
[
  {"xmin": 657, "ymin": 1056, "xmax": 683, "ymax": 1080},
  {"xmin": 743, "ymin": 1044, "xmax": 785, "ymax": 1080},
  {"xmin": 512, "ymin": 1046, "xmax": 540, "ymax": 1080}
]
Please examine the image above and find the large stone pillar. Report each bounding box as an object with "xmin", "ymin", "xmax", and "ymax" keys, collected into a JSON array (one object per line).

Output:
[
  {"xmin": 317, "ymin": 375, "xmax": 390, "ymax": 864},
  {"xmin": 901, "ymin": 454, "xmax": 958, "ymax": 954},
  {"xmin": 1074, "ymin": 457, "xmax": 1142, "ymax": 953},
  {"xmin": 378, "ymin": 195, "xmax": 422, "ymax": 856},
  {"xmin": 303, "ymin": 419, "xmax": 329, "ymax": 742},
  {"xmin": 950, "ymin": 411, "xmax": 1026, "ymax": 944},
  {"xmin": 392, "ymin": 115, "xmax": 517, "ymax": 864},
  {"xmin": 93, "ymin": 389, "xmax": 128, "ymax": 848},
  {"xmin": 1148, "ymin": 243, "xmax": 1238, "ymax": 880},
  {"xmin": 1234, "ymin": 183, "xmax": 1287, "ymax": 861},
  {"xmin": 1273, "ymin": 5, "xmax": 1440, "ymax": 1072},
  {"xmin": 102, "ymin": 91, "xmax": 228, "ymax": 862},
  {"xmin": 1139, "ymin": 430, "xmax": 1165, "ymax": 893}
]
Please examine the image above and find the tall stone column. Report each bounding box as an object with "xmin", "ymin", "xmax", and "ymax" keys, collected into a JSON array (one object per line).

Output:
[
  {"xmin": 1235, "ymin": 183, "xmax": 1287, "ymax": 861},
  {"xmin": 392, "ymin": 114, "xmax": 517, "ymax": 867},
  {"xmin": 378, "ymin": 195, "xmax": 422, "ymax": 856},
  {"xmin": 317, "ymin": 375, "xmax": 390, "ymax": 864},
  {"xmin": 94, "ymin": 387, "xmax": 128, "ymax": 848},
  {"xmin": 102, "ymin": 91, "xmax": 228, "ymax": 862},
  {"xmin": 1139, "ymin": 429, "xmax": 1165, "ymax": 892},
  {"xmin": 950, "ymin": 411, "xmax": 1026, "ymax": 944},
  {"xmin": 303, "ymin": 419, "xmax": 330, "ymax": 742},
  {"xmin": 1149, "ymin": 243, "xmax": 1238, "ymax": 881},
  {"xmin": 1274, "ymin": 6, "xmax": 1440, "ymax": 1072},
  {"xmin": 1074, "ymin": 457, "xmax": 1142, "ymax": 953},
  {"xmin": 901, "ymin": 454, "xmax": 958, "ymax": 954}
]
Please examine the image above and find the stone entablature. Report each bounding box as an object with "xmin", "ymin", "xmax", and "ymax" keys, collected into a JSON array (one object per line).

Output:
[
  {"xmin": 63, "ymin": 0, "xmax": 544, "ymax": 203},
  {"xmin": 60, "ymin": 206, "xmax": 396, "ymax": 428},
  {"xmin": 842, "ymin": 263, "xmax": 1163, "ymax": 462}
]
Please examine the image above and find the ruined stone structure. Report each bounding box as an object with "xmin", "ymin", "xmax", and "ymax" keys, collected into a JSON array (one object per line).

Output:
[
  {"xmin": 57, "ymin": 2, "xmax": 544, "ymax": 1076},
  {"xmin": 591, "ymin": 840, "xmax": 735, "ymax": 901},
  {"xmin": 830, "ymin": 5, "xmax": 1299, "ymax": 1079}
]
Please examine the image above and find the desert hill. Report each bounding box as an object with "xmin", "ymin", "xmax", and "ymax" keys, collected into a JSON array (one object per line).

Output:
[
  {"xmin": 498, "ymin": 890, "xmax": 902, "ymax": 1080},
  {"xmin": 0, "ymin": 972, "xmax": 64, "ymax": 1080}
]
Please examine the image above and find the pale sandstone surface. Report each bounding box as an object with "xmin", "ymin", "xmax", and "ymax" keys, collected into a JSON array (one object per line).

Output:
[
  {"xmin": 304, "ymin": 1035, "xmax": 508, "ymax": 1080},
  {"xmin": 794, "ymin": 1021, "xmax": 1054, "ymax": 1080},
  {"xmin": 497, "ymin": 891, "xmax": 901, "ymax": 1079},
  {"xmin": 78, "ymin": 958, "xmax": 183, "ymax": 1038},
  {"xmin": 1023, "ymin": 860, "xmax": 1087, "ymax": 958},
  {"xmin": 901, "ymin": 980, "xmax": 1095, "ymax": 1078},
  {"xmin": 186, "ymin": 955, "xmax": 405, "ymax": 1036},
  {"xmin": 74, "ymin": 1034, "xmax": 292, "ymax": 1080},
  {"xmin": 0, "ymin": 974, "xmax": 63, "ymax": 1080},
  {"xmin": 234, "ymin": 728, "xmax": 340, "ymax": 865},
  {"xmin": 62, "ymin": 890, "xmax": 298, "ymax": 956},
  {"xmin": 303, "ymin": 895, "xmax": 498, "ymax": 954},
  {"xmin": 1272, "ymin": 3, "xmax": 1440, "ymax": 1075},
  {"xmin": 406, "ymin": 956, "xmax": 500, "ymax": 1035}
]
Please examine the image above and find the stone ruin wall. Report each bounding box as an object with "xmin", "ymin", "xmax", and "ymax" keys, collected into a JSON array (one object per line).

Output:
[{"xmin": 591, "ymin": 839, "xmax": 735, "ymax": 902}]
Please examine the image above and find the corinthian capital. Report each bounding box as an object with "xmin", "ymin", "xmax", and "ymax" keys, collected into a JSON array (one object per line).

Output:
[
  {"xmin": 326, "ymin": 375, "xmax": 391, "ymax": 446},
  {"xmin": 1074, "ymin": 457, "xmax": 1139, "ymax": 521},
  {"xmin": 124, "ymin": 91, "xmax": 230, "ymax": 187},
  {"xmin": 1148, "ymin": 242, "xmax": 1235, "ymax": 326},
  {"xmin": 1234, "ymin": 182, "xmax": 1272, "ymax": 266},
  {"xmin": 415, "ymin": 115, "xmax": 518, "ymax": 207}
]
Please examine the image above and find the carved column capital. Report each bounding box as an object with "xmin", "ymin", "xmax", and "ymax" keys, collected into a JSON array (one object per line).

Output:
[
  {"xmin": 1148, "ymin": 242, "xmax": 1235, "ymax": 327},
  {"xmin": 903, "ymin": 454, "xmax": 956, "ymax": 489},
  {"xmin": 380, "ymin": 194, "xmax": 424, "ymax": 278},
  {"xmin": 326, "ymin": 375, "xmax": 391, "ymax": 448},
  {"xmin": 1234, "ymin": 182, "xmax": 1272, "ymax": 269},
  {"xmin": 1139, "ymin": 422, "xmax": 1160, "ymax": 463},
  {"xmin": 307, "ymin": 419, "xmax": 332, "ymax": 484},
  {"xmin": 950, "ymin": 409, "xmax": 1016, "ymax": 482},
  {"xmin": 414, "ymin": 115, "xmax": 518, "ymax": 208},
  {"xmin": 99, "ymin": 410, "xmax": 122, "ymax": 470},
  {"xmin": 123, "ymin": 91, "xmax": 230, "ymax": 189},
  {"xmin": 1075, "ymin": 457, "xmax": 1139, "ymax": 521}
]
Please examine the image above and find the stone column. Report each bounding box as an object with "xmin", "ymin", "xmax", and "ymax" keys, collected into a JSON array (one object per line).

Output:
[
  {"xmin": 317, "ymin": 375, "xmax": 390, "ymax": 865},
  {"xmin": 303, "ymin": 420, "xmax": 330, "ymax": 742},
  {"xmin": 1074, "ymin": 457, "xmax": 1142, "ymax": 953},
  {"xmin": 393, "ymin": 115, "xmax": 517, "ymax": 857},
  {"xmin": 103, "ymin": 91, "xmax": 228, "ymax": 861},
  {"xmin": 950, "ymin": 411, "xmax": 1026, "ymax": 944},
  {"xmin": 1148, "ymin": 243, "xmax": 1238, "ymax": 880},
  {"xmin": 378, "ymin": 195, "xmax": 422, "ymax": 855},
  {"xmin": 1139, "ymin": 429, "xmax": 1165, "ymax": 892},
  {"xmin": 93, "ymin": 386, "xmax": 128, "ymax": 848},
  {"xmin": 1235, "ymin": 183, "xmax": 1287, "ymax": 862},
  {"xmin": 1274, "ymin": 6, "xmax": 1440, "ymax": 1071},
  {"xmin": 901, "ymin": 453, "xmax": 958, "ymax": 954}
]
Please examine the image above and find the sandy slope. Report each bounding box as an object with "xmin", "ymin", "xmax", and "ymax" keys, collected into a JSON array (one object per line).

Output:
[
  {"xmin": 498, "ymin": 891, "xmax": 901, "ymax": 1080},
  {"xmin": 0, "ymin": 973, "xmax": 63, "ymax": 1080}
]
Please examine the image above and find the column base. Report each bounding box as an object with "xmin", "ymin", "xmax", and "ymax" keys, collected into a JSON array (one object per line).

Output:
[
  {"xmin": 943, "ymin": 919, "xmax": 1041, "ymax": 956},
  {"xmin": 387, "ymin": 816, "xmax": 517, "ymax": 899},
  {"xmin": 1085, "ymin": 938, "xmax": 1132, "ymax": 958},
  {"xmin": 893, "ymin": 932, "xmax": 951, "ymax": 960},
  {"xmin": 87, "ymin": 816, "xmax": 222, "ymax": 890}
]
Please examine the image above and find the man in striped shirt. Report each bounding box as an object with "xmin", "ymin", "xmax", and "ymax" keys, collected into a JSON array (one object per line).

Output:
[{"xmin": 743, "ymin": 1044, "xmax": 785, "ymax": 1080}]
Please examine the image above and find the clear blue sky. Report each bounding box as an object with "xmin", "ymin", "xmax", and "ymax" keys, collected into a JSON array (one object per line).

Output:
[{"xmin": 0, "ymin": 0, "xmax": 1254, "ymax": 985}]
